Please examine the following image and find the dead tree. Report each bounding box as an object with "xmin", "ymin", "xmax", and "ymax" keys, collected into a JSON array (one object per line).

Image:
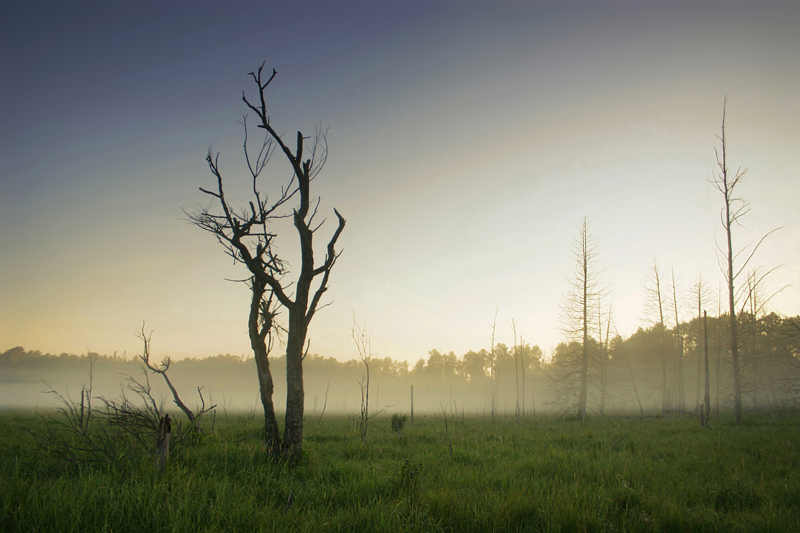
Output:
[
  {"xmin": 190, "ymin": 63, "xmax": 345, "ymax": 458},
  {"xmin": 709, "ymin": 97, "xmax": 778, "ymax": 423},
  {"xmin": 352, "ymin": 316, "xmax": 395, "ymax": 441},
  {"xmin": 613, "ymin": 328, "xmax": 644, "ymax": 416},
  {"xmin": 739, "ymin": 266, "xmax": 786, "ymax": 409},
  {"xmin": 31, "ymin": 358, "xmax": 192, "ymax": 473},
  {"xmin": 597, "ymin": 300, "xmax": 613, "ymax": 415},
  {"xmin": 353, "ymin": 317, "xmax": 372, "ymax": 442},
  {"xmin": 557, "ymin": 217, "xmax": 606, "ymax": 420},
  {"xmin": 508, "ymin": 318, "xmax": 520, "ymax": 420},
  {"xmin": 643, "ymin": 258, "xmax": 669, "ymax": 415},
  {"xmin": 136, "ymin": 324, "xmax": 215, "ymax": 432},
  {"xmin": 670, "ymin": 269, "xmax": 686, "ymax": 410},
  {"xmin": 490, "ymin": 309, "xmax": 500, "ymax": 424},
  {"xmin": 692, "ymin": 274, "xmax": 712, "ymax": 414}
]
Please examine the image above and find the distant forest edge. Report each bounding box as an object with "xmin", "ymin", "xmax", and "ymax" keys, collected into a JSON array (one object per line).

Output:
[{"xmin": 3, "ymin": 311, "xmax": 799, "ymax": 415}]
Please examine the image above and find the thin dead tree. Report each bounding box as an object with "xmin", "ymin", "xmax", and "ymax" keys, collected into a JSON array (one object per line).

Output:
[
  {"xmin": 670, "ymin": 268, "xmax": 686, "ymax": 410},
  {"xmin": 352, "ymin": 316, "xmax": 395, "ymax": 441},
  {"xmin": 614, "ymin": 327, "xmax": 644, "ymax": 416},
  {"xmin": 31, "ymin": 352, "xmax": 199, "ymax": 473},
  {"xmin": 692, "ymin": 274, "xmax": 712, "ymax": 414},
  {"xmin": 490, "ymin": 309, "xmax": 499, "ymax": 424},
  {"xmin": 709, "ymin": 97, "xmax": 778, "ymax": 423},
  {"xmin": 353, "ymin": 316, "xmax": 372, "ymax": 442},
  {"xmin": 137, "ymin": 324, "xmax": 215, "ymax": 432},
  {"xmin": 715, "ymin": 285, "xmax": 723, "ymax": 415},
  {"xmin": 557, "ymin": 216, "xmax": 606, "ymax": 420},
  {"xmin": 738, "ymin": 266, "xmax": 787, "ymax": 408},
  {"xmin": 316, "ymin": 378, "xmax": 331, "ymax": 426},
  {"xmin": 520, "ymin": 336, "xmax": 526, "ymax": 419},
  {"xmin": 508, "ymin": 318, "xmax": 521, "ymax": 420},
  {"xmin": 598, "ymin": 300, "xmax": 613, "ymax": 415},
  {"xmin": 643, "ymin": 258, "xmax": 669, "ymax": 415},
  {"xmin": 189, "ymin": 63, "xmax": 345, "ymax": 458}
]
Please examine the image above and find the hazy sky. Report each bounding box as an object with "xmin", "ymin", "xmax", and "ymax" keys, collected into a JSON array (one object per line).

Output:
[{"xmin": 2, "ymin": 1, "xmax": 799, "ymax": 364}]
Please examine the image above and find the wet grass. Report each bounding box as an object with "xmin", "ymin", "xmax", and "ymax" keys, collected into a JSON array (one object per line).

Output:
[{"xmin": 1, "ymin": 410, "xmax": 798, "ymax": 532}]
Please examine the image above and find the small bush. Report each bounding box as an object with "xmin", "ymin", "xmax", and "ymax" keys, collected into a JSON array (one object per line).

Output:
[{"xmin": 390, "ymin": 413, "xmax": 408, "ymax": 434}]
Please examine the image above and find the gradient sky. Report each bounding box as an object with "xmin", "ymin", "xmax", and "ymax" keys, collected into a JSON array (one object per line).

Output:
[{"xmin": 2, "ymin": 1, "xmax": 799, "ymax": 363}]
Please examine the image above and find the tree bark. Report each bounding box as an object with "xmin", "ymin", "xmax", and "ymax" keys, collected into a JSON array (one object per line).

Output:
[
  {"xmin": 282, "ymin": 310, "xmax": 308, "ymax": 459},
  {"xmin": 248, "ymin": 276, "xmax": 281, "ymax": 453}
]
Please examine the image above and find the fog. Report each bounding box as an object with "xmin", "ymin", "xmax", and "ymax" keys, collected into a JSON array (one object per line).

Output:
[{"xmin": 4, "ymin": 314, "xmax": 799, "ymax": 419}]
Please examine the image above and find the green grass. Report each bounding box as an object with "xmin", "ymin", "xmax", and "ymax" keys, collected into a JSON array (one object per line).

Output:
[{"xmin": 2, "ymin": 410, "xmax": 799, "ymax": 532}]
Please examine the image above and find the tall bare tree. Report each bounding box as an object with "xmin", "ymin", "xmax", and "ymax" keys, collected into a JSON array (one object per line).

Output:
[
  {"xmin": 508, "ymin": 317, "xmax": 520, "ymax": 420},
  {"xmin": 597, "ymin": 300, "xmax": 613, "ymax": 415},
  {"xmin": 692, "ymin": 274, "xmax": 712, "ymax": 414},
  {"xmin": 669, "ymin": 268, "xmax": 686, "ymax": 410},
  {"xmin": 739, "ymin": 266, "xmax": 786, "ymax": 408},
  {"xmin": 643, "ymin": 258, "xmax": 669, "ymax": 415},
  {"xmin": 558, "ymin": 217, "xmax": 606, "ymax": 420},
  {"xmin": 190, "ymin": 64, "xmax": 345, "ymax": 458},
  {"xmin": 709, "ymin": 98, "xmax": 776, "ymax": 423}
]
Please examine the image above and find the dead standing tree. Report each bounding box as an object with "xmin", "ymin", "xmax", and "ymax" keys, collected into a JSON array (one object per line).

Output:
[
  {"xmin": 669, "ymin": 269, "xmax": 686, "ymax": 410},
  {"xmin": 190, "ymin": 64, "xmax": 345, "ymax": 458},
  {"xmin": 692, "ymin": 274, "xmax": 712, "ymax": 414},
  {"xmin": 643, "ymin": 258, "xmax": 670, "ymax": 415},
  {"xmin": 137, "ymin": 324, "xmax": 215, "ymax": 432},
  {"xmin": 709, "ymin": 98, "xmax": 777, "ymax": 424},
  {"xmin": 352, "ymin": 316, "xmax": 372, "ymax": 442},
  {"xmin": 557, "ymin": 217, "xmax": 606, "ymax": 420}
]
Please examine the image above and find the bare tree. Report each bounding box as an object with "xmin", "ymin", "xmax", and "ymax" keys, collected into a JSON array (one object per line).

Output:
[
  {"xmin": 136, "ymin": 324, "xmax": 215, "ymax": 432},
  {"xmin": 31, "ymin": 353, "xmax": 196, "ymax": 473},
  {"xmin": 669, "ymin": 268, "xmax": 686, "ymax": 410},
  {"xmin": 353, "ymin": 316, "xmax": 372, "ymax": 442},
  {"xmin": 508, "ymin": 317, "xmax": 520, "ymax": 420},
  {"xmin": 352, "ymin": 316, "xmax": 395, "ymax": 441},
  {"xmin": 557, "ymin": 217, "xmax": 606, "ymax": 420},
  {"xmin": 613, "ymin": 327, "xmax": 644, "ymax": 416},
  {"xmin": 643, "ymin": 258, "xmax": 669, "ymax": 415},
  {"xmin": 189, "ymin": 64, "xmax": 345, "ymax": 458},
  {"xmin": 709, "ymin": 97, "xmax": 778, "ymax": 423},
  {"xmin": 489, "ymin": 309, "xmax": 499, "ymax": 424},
  {"xmin": 691, "ymin": 274, "xmax": 712, "ymax": 414},
  {"xmin": 739, "ymin": 266, "xmax": 787, "ymax": 409},
  {"xmin": 597, "ymin": 300, "xmax": 613, "ymax": 415}
]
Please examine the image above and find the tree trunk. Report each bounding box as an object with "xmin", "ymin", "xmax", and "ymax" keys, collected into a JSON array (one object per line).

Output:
[
  {"xmin": 248, "ymin": 277, "xmax": 281, "ymax": 453},
  {"xmin": 410, "ymin": 384, "xmax": 414, "ymax": 423},
  {"xmin": 578, "ymin": 248, "xmax": 589, "ymax": 421},
  {"xmin": 716, "ymin": 101, "xmax": 743, "ymax": 423},
  {"xmin": 252, "ymin": 343, "xmax": 281, "ymax": 452},
  {"xmin": 283, "ymin": 312, "xmax": 307, "ymax": 460},
  {"xmin": 156, "ymin": 414, "xmax": 171, "ymax": 474}
]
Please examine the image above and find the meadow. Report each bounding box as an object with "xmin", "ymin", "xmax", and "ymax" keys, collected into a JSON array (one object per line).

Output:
[{"xmin": 1, "ymin": 410, "xmax": 798, "ymax": 532}]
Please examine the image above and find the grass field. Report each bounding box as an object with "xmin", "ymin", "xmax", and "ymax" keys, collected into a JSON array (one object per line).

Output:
[{"xmin": 1, "ymin": 410, "xmax": 798, "ymax": 532}]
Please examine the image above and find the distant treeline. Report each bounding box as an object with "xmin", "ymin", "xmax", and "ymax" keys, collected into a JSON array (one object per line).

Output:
[{"xmin": 2, "ymin": 312, "xmax": 799, "ymax": 415}]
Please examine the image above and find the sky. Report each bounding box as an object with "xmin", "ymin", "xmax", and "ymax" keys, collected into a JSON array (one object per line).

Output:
[{"xmin": 1, "ymin": 0, "xmax": 799, "ymax": 364}]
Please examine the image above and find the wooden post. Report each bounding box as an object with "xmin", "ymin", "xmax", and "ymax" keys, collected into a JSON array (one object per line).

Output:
[
  {"xmin": 157, "ymin": 414, "xmax": 171, "ymax": 474},
  {"xmin": 410, "ymin": 384, "xmax": 414, "ymax": 423},
  {"xmin": 703, "ymin": 311, "xmax": 711, "ymax": 426}
]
